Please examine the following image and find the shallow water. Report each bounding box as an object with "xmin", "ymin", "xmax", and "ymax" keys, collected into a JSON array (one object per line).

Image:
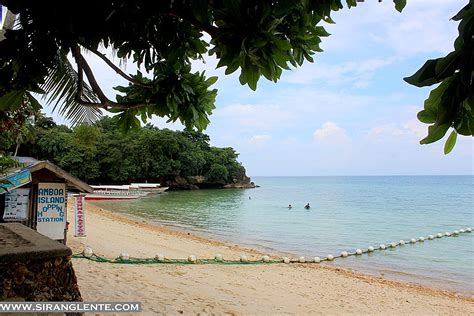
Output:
[{"xmin": 92, "ymin": 176, "xmax": 474, "ymax": 293}]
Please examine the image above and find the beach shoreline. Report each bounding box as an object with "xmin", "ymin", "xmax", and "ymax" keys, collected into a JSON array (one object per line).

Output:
[{"xmin": 68, "ymin": 201, "xmax": 473, "ymax": 315}]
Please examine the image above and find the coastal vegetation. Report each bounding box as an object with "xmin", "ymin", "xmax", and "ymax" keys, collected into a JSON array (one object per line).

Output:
[{"xmin": 6, "ymin": 115, "xmax": 248, "ymax": 187}]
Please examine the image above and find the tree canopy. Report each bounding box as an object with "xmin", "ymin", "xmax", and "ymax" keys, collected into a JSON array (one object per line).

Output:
[
  {"xmin": 0, "ymin": 0, "xmax": 472, "ymax": 153},
  {"xmin": 403, "ymin": 1, "xmax": 473, "ymax": 153},
  {"xmin": 0, "ymin": 0, "xmax": 405, "ymax": 127},
  {"xmin": 12, "ymin": 115, "xmax": 247, "ymax": 185}
]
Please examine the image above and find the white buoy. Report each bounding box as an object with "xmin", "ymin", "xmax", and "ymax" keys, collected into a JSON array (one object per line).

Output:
[
  {"xmin": 379, "ymin": 244, "xmax": 386, "ymax": 250},
  {"xmin": 327, "ymin": 255, "xmax": 334, "ymax": 261},
  {"xmin": 466, "ymin": 227, "xmax": 472, "ymax": 232},
  {"xmin": 399, "ymin": 240, "xmax": 405, "ymax": 245},
  {"xmin": 215, "ymin": 254, "xmax": 223, "ymax": 261},
  {"xmin": 262, "ymin": 255, "xmax": 270, "ymax": 262},
  {"xmin": 437, "ymin": 233, "xmax": 443, "ymax": 238},
  {"xmin": 188, "ymin": 255, "xmax": 197, "ymax": 263},
  {"xmin": 119, "ymin": 253, "xmax": 129, "ymax": 260},
  {"xmin": 389, "ymin": 242, "xmax": 396, "ymax": 248},
  {"xmin": 453, "ymin": 230, "xmax": 459, "ymax": 235},
  {"xmin": 83, "ymin": 247, "xmax": 93, "ymax": 258},
  {"xmin": 410, "ymin": 238, "xmax": 416, "ymax": 244},
  {"xmin": 341, "ymin": 251, "xmax": 348, "ymax": 257},
  {"xmin": 428, "ymin": 235, "xmax": 434, "ymax": 240},
  {"xmin": 314, "ymin": 256, "xmax": 321, "ymax": 263},
  {"xmin": 283, "ymin": 257, "xmax": 290, "ymax": 264},
  {"xmin": 355, "ymin": 249, "xmax": 362, "ymax": 255},
  {"xmin": 298, "ymin": 256, "xmax": 306, "ymax": 263},
  {"xmin": 445, "ymin": 232, "xmax": 451, "ymax": 237},
  {"xmin": 459, "ymin": 229, "xmax": 465, "ymax": 233},
  {"xmin": 419, "ymin": 237, "xmax": 425, "ymax": 242},
  {"xmin": 155, "ymin": 254, "xmax": 165, "ymax": 261},
  {"xmin": 240, "ymin": 255, "xmax": 248, "ymax": 262},
  {"xmin": 368, "ymin": 246, "xmax": 374, "ymax": 252}
]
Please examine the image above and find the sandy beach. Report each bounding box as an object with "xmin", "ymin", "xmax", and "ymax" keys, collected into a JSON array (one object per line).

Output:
[{"xmin": 67, "ymin": 201, "xmax": 473, "ymax": 315}]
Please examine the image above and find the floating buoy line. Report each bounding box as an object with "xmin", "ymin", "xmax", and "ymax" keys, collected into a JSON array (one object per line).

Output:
[{"xmin": 72, "ymin": 227, "xmax": 472, "ymax": 265}]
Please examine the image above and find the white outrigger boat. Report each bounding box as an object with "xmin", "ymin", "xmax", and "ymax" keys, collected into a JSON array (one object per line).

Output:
[{"xmin": 85, "ymin": 183, "xmax": 168, "ymax": 201}]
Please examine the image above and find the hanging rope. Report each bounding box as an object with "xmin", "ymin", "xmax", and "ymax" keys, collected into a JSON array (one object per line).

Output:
[{"xmin": 72, "ymin": 227, "xmax": 472, "ymax": 265}]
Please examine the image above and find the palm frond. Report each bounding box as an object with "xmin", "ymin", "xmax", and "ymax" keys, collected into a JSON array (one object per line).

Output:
[{"xmin": 41, "ymin": 52, "xmax": 102, "ymax": 126}]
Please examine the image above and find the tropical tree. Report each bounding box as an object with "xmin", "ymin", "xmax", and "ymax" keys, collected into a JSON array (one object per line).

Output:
[
  {"xmin": 14, "ymin": 115, "xmax": 249, "ymax": 185},
  {"xmin": 207, "ymin": 163, "xmax": 229, "ymax": 183},
  {"xmin": 0, "ymin": 95, "xmax": 38, "ymax": 156},
  {"xmin": 404, "ymin": 1, "xmax": 473, "ymax": 153},
  {"xmin": 0, "ymin": 0, "xmax": 405, "ymax": 130}
]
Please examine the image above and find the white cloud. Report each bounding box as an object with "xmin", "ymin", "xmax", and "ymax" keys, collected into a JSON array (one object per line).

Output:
[
  {"xmin": 285, "ymin": 58, "xmax": 394, "ymax": 87},
  {"xmin": 366, "ymin": 124, "xmax": 405, "ymax": 142},
  {"xmin": 215, "ymin": 103, "xmax": 296, "ymax": 130},
  {"xmin": 276, "ymin": 88, "xmax": 377, "ymax": 117},
  {"xmin": 323, "ymin": 0, "xmax": 459, "ymax": 57},
  {"xmin": 366, "ymin": 119, "xmax": 428, "ymax": 143},
  {"xmin": 314, "ymin": 122, "xmax": 350, "ymax": 143},
  {"xmin": 249, "ymin": 134, "xmax": 272, "ymax": 144},
  {"xmin": 402, "ymin": 119, "xmax": 426, "ymax": 138}
]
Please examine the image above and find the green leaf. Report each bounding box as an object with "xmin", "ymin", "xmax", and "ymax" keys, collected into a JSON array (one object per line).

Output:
[
  {"xmin": 245, "ymin": 65, "xmax": 260, "ymax": 91},
  {"xmin": 443, "ymin": 130, "xmax": 457, "ymax": 154},
  {"xmin": 25, "ymin": 92, "xmax": 43, "ymax": 111},
  {"xmin": 393, "ymin": 0, "xmax": 406, "ymax": 13},
  {"xmin": 451, "ymin": 2, "xmax": 472, "ymax": 21},
  {"xmin": 346, "ymin": 0, "xmax": 357, "ymax": 9},
  {"xmin": 205, "ymin": 76, "xmax": 218, "ymax": 85},
  {"xmin": 0, "ymin": 90, "xmax": 25, "ymax": 111},
  {"xmin": 192, "ymin": 0, "xmax": 210, "ymax": 23},
  {"xmin": 273, "ymin": 38, "xmax": 292, "ymax": 51},
  {"xmin": 420, "ymin": 124, "xmax": 450, "ymax": 145},
  {"xmin": 417, "ymin": 110, "xmax": 436, "ymax": 124},
  {"xmin": 322, "ymin": 15, "xmax": 335, "ymax": 24},
  {"xmin": 404, "ymin": 59, "xmax": 439, "ymax": 87},
  {"xmin": 315, "ymin": 26, "xmax": 330, "ymax": 37},
  {"xmin": 422, "ymin": 78, "xmax": 451, "ymax": 115},
  {"xmin": 435, "ymin": 52, "xmax": 458, "ymax": 80}
]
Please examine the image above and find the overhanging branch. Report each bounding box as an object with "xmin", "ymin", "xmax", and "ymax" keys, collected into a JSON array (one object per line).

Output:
[
  {"xmin": 71, "ymin": 44, "xmax": 149, "ymax": 110},
  {"xmin": 82, "ymin": 45, "xmax": 153, "ymax": 89}
]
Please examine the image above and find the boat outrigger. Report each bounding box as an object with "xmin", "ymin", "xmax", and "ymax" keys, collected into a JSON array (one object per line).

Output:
[{"xmin": 85, "ymin": 183, "xmax": 168, "ymax": 200}]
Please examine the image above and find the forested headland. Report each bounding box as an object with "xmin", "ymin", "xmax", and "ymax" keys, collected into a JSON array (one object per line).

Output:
[{"xmin": 2, "ymin": 115, "xmax": 253, "ymax": 189}]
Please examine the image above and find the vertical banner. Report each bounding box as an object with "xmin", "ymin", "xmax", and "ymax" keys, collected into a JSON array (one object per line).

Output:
[
  {"xmin": 74, "ymin": 194, "xmax": 86, "ymax": 237},
  {"xmin": 3, "ymin": 188, "xmax": 30, "ymax": 221},
  {"xmin": 37, "ymin": 183, "xmax": 66, "ymax": 240}
]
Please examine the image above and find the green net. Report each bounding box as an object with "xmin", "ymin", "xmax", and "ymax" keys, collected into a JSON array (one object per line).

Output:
[
  {"xmin": 72, "ymin": 254, "xmax": 282, "ymax": 265},
  {"xmin": 71, "ymin": 228, "xmax": 471, "ymax": 265}
]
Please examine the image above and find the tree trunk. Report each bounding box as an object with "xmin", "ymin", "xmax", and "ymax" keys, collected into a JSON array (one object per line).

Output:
[{"xmin": 13, "ymin": 143, "xmax": 20, "ymax": 157}]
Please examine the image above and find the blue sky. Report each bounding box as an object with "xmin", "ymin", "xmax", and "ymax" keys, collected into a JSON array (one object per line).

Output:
[{"xmin": 44, "ymin": 0, "xmax": 472, "ymax": 176}]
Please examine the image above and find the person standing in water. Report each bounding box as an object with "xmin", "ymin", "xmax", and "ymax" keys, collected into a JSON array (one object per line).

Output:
[{"xmin": 304, "ymin": 203, "xmax": 310, "ymax": 209}]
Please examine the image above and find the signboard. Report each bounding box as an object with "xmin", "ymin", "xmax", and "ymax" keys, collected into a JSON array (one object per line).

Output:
[
  {"xmin": 1, "ymin": 6, "xmax": 6, "ymax": 29},
  {"xmin": 74, "ymin": 194, "xmax": 86, "ymax": 237},
  {"xmin": 36, "ymin": 183, "xmax": 66, "ymax": 240},
  {"xmin": 3, "ymin": 188, "xmax": 30, "ymax": 221},
  {"xmin": 0, "ymin": 169, "xmax": 31, "ymax": 194}
]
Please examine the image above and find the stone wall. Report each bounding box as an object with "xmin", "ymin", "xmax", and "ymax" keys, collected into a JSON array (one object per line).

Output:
[
  {"xmin": 0, "ymin": 223, "xmax": 82, "ymax": 302},
  {"xmin": 0, "ymin": 255, "xmax": 81, "ymax": 301}
]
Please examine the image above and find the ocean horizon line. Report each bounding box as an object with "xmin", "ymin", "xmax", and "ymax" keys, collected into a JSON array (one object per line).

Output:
[{"xmin": 249, "ymin": 174, "xmax": 473, "ymax": 178}]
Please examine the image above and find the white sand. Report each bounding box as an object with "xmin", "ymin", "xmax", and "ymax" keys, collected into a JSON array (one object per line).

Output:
[{"xmin": 67, "ymin": 202, "xmax": 473, "ymax": 315}]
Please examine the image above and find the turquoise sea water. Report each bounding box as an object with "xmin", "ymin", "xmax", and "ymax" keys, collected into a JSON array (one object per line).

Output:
[{"xmin": 91, "ymin": 176, "xmax": 474, "ymax": 293}]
